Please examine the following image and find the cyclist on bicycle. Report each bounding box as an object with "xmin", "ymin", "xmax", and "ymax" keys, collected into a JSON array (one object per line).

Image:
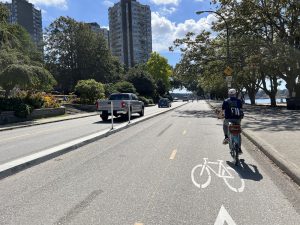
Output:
[{"xmin": 221, "ymin": 89, "xmax": 244, "ymax": 154}]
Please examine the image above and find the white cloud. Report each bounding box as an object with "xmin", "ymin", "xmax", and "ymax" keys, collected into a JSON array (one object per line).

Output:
[
  {"xmin": 150, "ymin": 0, "xmax": 180, "ymax": 6},
  {"xmin": 103, "ymin": 0, "xmax": 114, "ymax": 8},
  {"xmin": 29, "ymin": 0, "xmax": 68, "ymax": 9},
  {"xmin": 159, "ymin": 6, "xmax": 177, "ymax": 16},
  {"xmin": 152, "ymin": 12, "xmax": 217, "ymax": 52}
]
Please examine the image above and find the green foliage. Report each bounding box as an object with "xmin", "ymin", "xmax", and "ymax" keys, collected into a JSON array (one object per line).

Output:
[
  {"xmin": 45, "ymin": 17, "xmax": 124, "ymax": 93},
  {"xmin": 25, "ymin": 93, "xmax": 45, "ymax": 109},
  {"xmin": 30, "ymin": 66, "xmax": 57, "ymax": 91},
  {"xmin": 138, "ymin": 96, "xmax": 154, "ymax": 106},
  {"xmin": 75, "ymin": 79, "xmax": 105, "ymax": 104},
  {"xmin": 172, "ymin": 1, "xmax": 300, "ymax": 103},
  {"xmin": 0, "ymin": 97, "xmax": 32, "ymax": 118},
  {"xmin": 113, "ymin": 81, "xmax": 136, "ymax": 94},
  {"xmin": 0, "ymin": 64, "xmax": 56, "ymax": 97},
  {"xmin": 126, "ymin": 66, "xmax": 156, "ymax": 97},
  {"xmin": 104, "ymin": 83, "xmax": 117, "ymax": 97},
  {"xmin": 0, "ymin": 64, "xmax": 34, "ymax": 96},
  {"xmin": 147, "ymin": 52, "xmax": 172, "ymax": 92}
]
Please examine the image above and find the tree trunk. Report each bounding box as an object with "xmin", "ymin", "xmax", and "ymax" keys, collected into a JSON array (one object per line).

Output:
[
  {"xmin": 270, "ymin": 93, "xmax": 277, "ymax": 107},
  {"xmin": 260, "ymin": 73, "xmax": 278, "ymax": 107},
  {"xmin": 5, "ymin": 89, "xmax": 10, "ymax": 99},
  {"xmin": 246, "ymin": 88, "xmax": 256, "ymax": 105},
  {"xmin": 250, "ymin": 94, "xmax": 256, "ymax": 105}
]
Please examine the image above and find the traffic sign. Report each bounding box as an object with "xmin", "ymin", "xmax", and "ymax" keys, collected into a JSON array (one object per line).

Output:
[
  {"xmin": 224, "ymin": 66, "xmax": 233, "ymax": 76},
  {"xmin": 226, "ymin": 76, "xmax": 232, "ymax": 82}
]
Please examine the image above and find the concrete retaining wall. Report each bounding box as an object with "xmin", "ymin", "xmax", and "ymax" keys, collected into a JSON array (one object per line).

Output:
[
  {"xmin": 65, "ymin": 104, "xmax": 97, "ymax": 112},
  {"xmin": 0, "ymin": 111, "xmax": 21, "ymax": 125},
  {"xmin": 0, "ymin": 107, "xmax": 66, "ymax": 125},
  {"xmin": 28, "ymin": 107, "xmax": 66, "ymax": 119}
]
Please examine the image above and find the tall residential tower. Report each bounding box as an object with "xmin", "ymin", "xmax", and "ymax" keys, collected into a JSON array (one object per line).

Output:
[
  {"xmin": 109, "ymin": 0, "xmax": 152, "ymax": 67},
  {"xmin": 5, "ymin": 0, "xmax": 43, "ymax": 48}
]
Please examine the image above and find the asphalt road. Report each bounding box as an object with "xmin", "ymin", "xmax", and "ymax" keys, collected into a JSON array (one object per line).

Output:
[
  {"xmin": 0, "ymin": 101, "xmax": 299, "ymax": 225},
  {"xmin": 0, "ymin": 102, "xmax": 184, "ymax": 165}
]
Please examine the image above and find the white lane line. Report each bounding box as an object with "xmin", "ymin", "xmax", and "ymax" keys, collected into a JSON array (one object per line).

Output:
[{"xmin": 214, "ymin": 205, "xmax": 237, "ymax": 225}]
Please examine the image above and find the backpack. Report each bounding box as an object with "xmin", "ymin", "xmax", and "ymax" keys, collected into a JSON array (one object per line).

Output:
[{"xmin": 227, "ymin": 99, "xmax": 244, "ymax": 119}]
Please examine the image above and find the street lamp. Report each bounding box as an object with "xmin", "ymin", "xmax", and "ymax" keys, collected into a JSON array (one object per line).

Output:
[{"xmin": 196, "ymin": 10, "xmax": 230, "ymax": 66}]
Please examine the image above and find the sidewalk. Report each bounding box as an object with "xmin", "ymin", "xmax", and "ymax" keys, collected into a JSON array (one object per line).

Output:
[
  {"xmin": 207, "ymin": 100, "xmax": 300, "ymax": 185},
  {"xmin": 0, "ymin": 112, "xmax": 98, "ymax": 132}
]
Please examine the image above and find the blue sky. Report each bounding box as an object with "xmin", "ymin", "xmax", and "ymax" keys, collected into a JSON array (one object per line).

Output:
[{"xmin": 1, "ymin": 0, "xmax": 217, "ymax": 66}]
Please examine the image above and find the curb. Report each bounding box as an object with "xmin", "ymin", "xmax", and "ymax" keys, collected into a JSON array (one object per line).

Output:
[
  {"xmin": 0, "ymin": 113, "xmax": 99, "ymax": 132},
  {"xmin": 242, "ymin": 130, "xmax": 300, "ymax": 186},
  {"xmin": 0, "ymin": 103, "xmax": 188, "ymax": 180},
  {"xmin": 206, "ymin": 100, "xmax": 300, "ymax": 186}
]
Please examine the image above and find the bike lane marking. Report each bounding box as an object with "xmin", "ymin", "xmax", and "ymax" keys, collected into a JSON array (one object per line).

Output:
[
  {"xmin": 214, "ymin": 205, "xmax": 237, "ymax": 225},
  {"xmin": 191, "ymin": 158, "xmax": 245, "ymax": 192}
]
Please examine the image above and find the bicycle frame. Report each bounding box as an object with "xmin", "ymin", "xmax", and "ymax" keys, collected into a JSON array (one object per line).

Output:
[
  {"xmin": 228, "ymin": 123, "xmax": 241, "ymax": 149},
  {"xmin": 201, "ymin": 158, "xmax": 233, "ymax": 179}
]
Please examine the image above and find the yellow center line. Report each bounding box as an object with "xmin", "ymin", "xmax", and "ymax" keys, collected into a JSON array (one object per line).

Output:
[{"xmin": 169, "ymin": 150, "xmax": 177, "ymax": 160}]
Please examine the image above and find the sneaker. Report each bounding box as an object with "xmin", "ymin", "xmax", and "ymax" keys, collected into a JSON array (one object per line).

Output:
[
  {"xmin": 238, "ymin": 148, "xmax": 243, "ymax": 155},
  {"xmin": 223, "ymin": 138, "xmax": 229, "ymax": 145}
]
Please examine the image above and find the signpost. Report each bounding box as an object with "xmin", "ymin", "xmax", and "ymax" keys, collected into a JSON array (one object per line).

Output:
[{"xmin": 224, "ymin": 66, "xmax": 233, "ymax": 88}]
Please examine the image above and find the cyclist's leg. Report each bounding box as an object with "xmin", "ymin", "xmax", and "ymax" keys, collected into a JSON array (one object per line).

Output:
[{"xmin": 223, "ymin": 119, "xmax": 229, "ymax": 144}]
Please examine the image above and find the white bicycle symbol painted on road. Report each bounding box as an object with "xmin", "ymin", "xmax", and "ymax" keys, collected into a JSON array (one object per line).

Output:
[{"xmin": 191, "ymin": 158, "xmax": 245, "ymax": 193}]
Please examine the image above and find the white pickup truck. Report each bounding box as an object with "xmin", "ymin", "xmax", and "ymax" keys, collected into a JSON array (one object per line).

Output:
[{"xmin": 96, "ymin": 93, "xmax": 144, "ymax": 121}]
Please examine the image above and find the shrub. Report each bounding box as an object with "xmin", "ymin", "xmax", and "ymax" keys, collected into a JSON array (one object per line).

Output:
[
  {"xmin": 75, "ymin": 79, "xmax": 105, "ymax": 104},
  {"xmin": 43, "ymin": 95, "xmax": 60, "ymax": 108},
  {"xmin": 0, "ymin": 97, "xmax": 32, "ymax": 118},
  {"xmin": 113, "ymin": 81, "xmax": 136, "ymax": 94},
  {"xmin": 25, "ymin": 93, "xmax": 45, "ymax": 109},
  {"xmin": 14, "ymin": 103, "xmax": 32, "ymax": 118},
  {"xmin": 138, "ymin": 96, "xmax": 154, "ymax": 106}
]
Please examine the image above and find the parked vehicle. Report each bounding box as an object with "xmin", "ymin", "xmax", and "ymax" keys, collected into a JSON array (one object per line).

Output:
[
  {"xmin": 183, "ymin": 96, "xmax": 189, "ymax": 102},
  {"xmin": 158, "ymin": 98, "xmax": 171, "ymax": 108},
  {"xmin": 96, "ymin": 93, "xmax": 144, "ymax": 121}
]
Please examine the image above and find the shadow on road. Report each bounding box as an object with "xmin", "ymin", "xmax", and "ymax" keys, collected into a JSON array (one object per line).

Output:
[
  {"xmin": 174, "ymin": 110, "xmax": 216, "ymax": 119},
  {"xmin": 227, "ymin": 159, "xmax": 263, "ymax": 181},
  {"xmin": 93, "ymin": 115, "xmax": 140, "ymax": 124}
]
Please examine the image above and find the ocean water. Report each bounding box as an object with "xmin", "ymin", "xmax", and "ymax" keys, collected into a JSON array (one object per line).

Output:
[{"xmin": 245, "ymin": 98, "xmax": 286, "ymax": 104}]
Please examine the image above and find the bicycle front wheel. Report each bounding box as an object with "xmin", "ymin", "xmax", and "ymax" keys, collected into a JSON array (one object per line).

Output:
[{"xmin": 191, "ymin": 164, "xmax": 211, "ymax": 189}]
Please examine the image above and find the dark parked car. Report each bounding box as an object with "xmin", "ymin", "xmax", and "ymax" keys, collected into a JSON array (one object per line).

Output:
[
  {"xmin": 183, "ymin": 96, "xmax": 189, "ymax": 102},
  {"xmin": 158, "ymin": 98, "xmax": 171, "ymax": 108}
]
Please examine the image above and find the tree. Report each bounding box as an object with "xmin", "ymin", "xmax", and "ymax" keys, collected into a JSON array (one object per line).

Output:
[
  {"xmin": 113, "ymin": 81, "xmax": 136, "ymax": 94},
  {"xmin": 0, "ymin": 64, "xmax": 57, "ymax": 98},
  {"xmin": 0, "ymin": 64, "xmax": 34, "ymax": 98},
  {"xmin": 126, "ymin": 66, "xmax": 156, "ymax": 97},
  {"xmin": 75, "ymin": 79, "xmax": 105, "ymax": 104},
  {"xmin": 147, "ymin": 52, "xmax": 172, "ymax": 93},
  {"xmin": 212, "ymin": 0, "xmax": 300, "ymax": 99},
  {"xmin": 45, "ymin": 17, "xmax": 123, "ymax": 93}
]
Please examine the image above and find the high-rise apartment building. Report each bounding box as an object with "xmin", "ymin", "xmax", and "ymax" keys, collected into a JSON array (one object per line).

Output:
[
  {"xmin": 109, "ymin": 0, "xmax": 152, "ymax": 67},
  {"xmin": 86, "ymin": 22, "xmax": 110, "ymax": 48},
  {"xmin": 4, "ymin": 0, "xmax": 43, "ymax": 48}
]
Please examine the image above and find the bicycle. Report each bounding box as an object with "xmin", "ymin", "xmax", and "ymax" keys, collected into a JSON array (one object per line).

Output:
[
  {"xmin": 228, "ymin": 122, "xmax": 242, "ymax": 166},
  {"xmin": 217, "ymin": 110, "xmax": 242, "ymax": 166},
  {"xmin": 191, "ymin": 158, "xmax": 245, "ymax": 193}
]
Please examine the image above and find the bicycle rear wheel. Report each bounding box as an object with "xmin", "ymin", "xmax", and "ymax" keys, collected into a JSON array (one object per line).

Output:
[{"xmin": 233, "ymin": 143, "xmax": 239, "ymax": 166}]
